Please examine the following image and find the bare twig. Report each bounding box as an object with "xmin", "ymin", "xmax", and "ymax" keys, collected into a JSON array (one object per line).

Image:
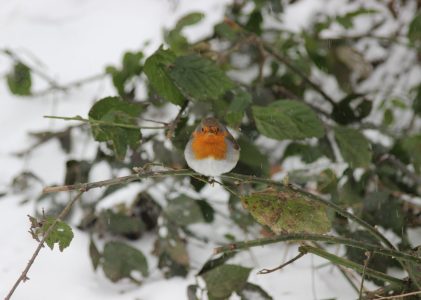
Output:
[
  {"xmin": 374, "ymin": 290, "xmax": 421, "ymax": 299},
  {"xmin": 359, "ymin": 251, "xmax": 373, "ymax": 300},
  {"xmin": 166, "ymin": 100, "xmax": 189, "ymax": 139},
  {"xmin": 1, "ymin": 48, "xmax": 61, "ymax": 89},
  {"xmin": 258, "ymin": 250, "xmax": 306, "ymax": 274},
  {"xmin": 259, "ymin": 39, "xmax": 336, "ymax": 106},
  {"xmin": 13, "ymin": 125, "xmax": 83, "ymax": 157},
  {"xmin": 44, "ymin": 115, "xmax": 166, "ymax": 130},
  {"xmin": 43, "ymin": 169, "xmax": 195, "ymax": 193},
  {"xmin": 43, "ymin": 169, "xmax": 398, "ymax": 255},
  {"xmin": 32, "ymin": 73, "xmax": 106, "ymax": 96},
  {"xmin": 299, "ymin": 246, "xmax": 405, "ymax": 287},
  {"xmin": 213, "ymin": 233, "xmax": 421, "ymax": 266},
  {"xmin": 337, "ymin": 265, "xmax": 361, "ymax": 294},
  {"xmin": 41, "ymin": 169, "xmax": 417, "ymax": 280},
  {"xmin": 5, "ymin": 191, "xmax": 84, "ymax": 300}
]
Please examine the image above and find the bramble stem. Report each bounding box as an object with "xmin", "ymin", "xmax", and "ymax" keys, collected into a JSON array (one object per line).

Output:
[
  {"xmin": 258, "ymin": 251, "xmax": 306, "ymax": 274},
  {"xmin": 41, "ymin": 169, "xmax": 416, "ymax": 281},
  {"xmin": 260, "ymin": 40, "xmax": 336, "ymax": 106},
  {"xmin": 213, "ymin": 232, "xmax": 421, "ymax": 265},
  {"xmin": 5, "ymin": 191, "xmax": 84, "ymax": 300},
  {"xmin": 43, "ymin": 169, "xmax": 195, "ymax": 193},
  {"xmin": 221, "ymin": 173, "xmax": 397, "ymax": 251},
  {"xmin": 300, "ymin": 246, "xmax": 405, "ymax": 287},
  {"xmin": 43, "ymin": 115, "xmax": 166, "ymax": 130},
  {"xmin": 43, "ymin": 170, "xmax": 397, "ymax": 251}
]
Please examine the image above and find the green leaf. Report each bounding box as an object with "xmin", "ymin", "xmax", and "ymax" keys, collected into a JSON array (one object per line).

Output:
[
  {"xmin": 165, "ymin": 195, "xmax": 204, "ymax": 226},
  {"xmin": 42, "ymin": 217, "xmax": 74, "ymax": 252},
  {"xmin": 304, "ymin": 33, "xmax": 329, "ymax": 71},
  {"xmin": 7, "ymin": 62, "xmax": 32, "ymax": 96},
  {"xmin": 238, "ymin": 282, "xmax": 273, "ymax": 300},
  {"xmin": 229, "ymin": 195, "xmax": 256, "ymax": 230},
  {"xmin": 407, "ymin": 247, "xmax": 421, "ymax": 289},
  {"xmin": 64, "ymin": 159, "xmax": 91, "ymax": 185},
  {"xmin": 144, "ymin": 47, "xmax": 185, "ymax": 105},
  {"xmin": 214, "ymin": 22, "xmax": 240, "ymax": 41},
  {"xmin": 175, "ymin": 12, "xmax": 204, "ymax": 29},
  {"xmin": 332, "ymin": 94, "xmax": 371, "ymax": 125},
  {"xmin": 89, "ymin": 238, "xmax": 101, "ymax": 270},
  {"xmin": 98, "ymin": 209, "xmax": 145, "ymax": 238},
  {"xmin": 400, "ymin": 135, "xmax": 421, "ymax": 173},
  {"xmin": 317, "ymin": 169, "xmax": 338, "ymax": 194},
  {"xmin": 408, "ymin": 13, "xmax": 421, "ymax": 44},
  {"xmin": 160, "ymin": 232, "xmax": 190, "ymax": 267},
  {"xmin": 88, "ymin": 96, "xmax": 142, "ymax": 160},
  {"xmin": 225, "ymin": 89, "xmax": 252, "ymax": 127},
  {"xmin": 245, "ymin": 10, "xmax": 263, "ymax": 35},
  {"xmin": 283, "ymin": 143, "xmax": 324, "ymax": 163},
  {"xmin": 164, "ymin": 30, "xmax": 189, "ymax": 55},
  {"xmin": 202, "ymin": 264, "xmax": 251, "ymax": 299},
  {"xmin": 237, "ymin": 136, "xmax": 269, "ymax": 176},
  {"xmin": 391, "ymin": 98, "xmax": 407, "ymax": 109},
  {"xmin": 156, "ymin": 226, "xmax": 190, "ymax": 277},
  {"xmin": 412, "ymin": 84, "xmax": 421, "ymax": 116},
  {"xmin": 336, "ymin": 8, "xmax": 378, "ymax": 29},
  {"xmin": 196, "ymin": 200, "xmax": 215, "ymax": 223},
  {"xmin": 338, "ymin": 177, "xmax": 362, "ymax": 205},
  {"xmin": 102, "ymin": 241, "xmax": 148, "ymax": 282},
  {"xmin": 334, "ymin": 126, "xmax": 372, "ymax": 168},
  {"xmin": 169, "ymin": 54, "xmax": 234, "ymax": 102},
  {"xmin": 106, "ymin": 51, "xmax": 144, "ymax": 97},
  {"xmin": 345, "ymin": 230, "xmax": 399, "ymax": 286},
  {"xmin": 252, "ymin": 100, "xmax": 324, "ymax": 140},
  {"xmin": 198, "ymin": 252, "xmax": 236, "ymax": 275},
  {"xmin": 362, "ymin": 191, "xmax": 404, "ymax": 236},
  {"xmin": 241, "ymin": 189, "xmax": 331, "ymax": 234},
  {"xmin": 165, "ymin": 12, "xmax": 205, "ymax": 54},
  {"xmin": 383, "ymin": 108, "xmax": 394, "ymax": 126},
  {"xmin": 133, "ymin": 192, "xmax": 162, "ymax": 231}
]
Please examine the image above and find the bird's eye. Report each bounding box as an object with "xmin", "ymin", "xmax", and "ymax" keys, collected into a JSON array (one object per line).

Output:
[{"xmin": 201, "ymin": 127, "xmax": 205, "ymax": 132}]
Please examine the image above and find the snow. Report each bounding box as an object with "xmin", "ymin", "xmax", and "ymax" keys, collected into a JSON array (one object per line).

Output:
[{"xmin": 0, "ymin": 0, "xmax": 398, "ymax": 299}]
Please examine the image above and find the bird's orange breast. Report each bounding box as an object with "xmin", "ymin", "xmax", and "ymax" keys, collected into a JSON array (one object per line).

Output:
[{"xmin": 191, "ymin": 132, "xmax": 227, "ymax": 160}]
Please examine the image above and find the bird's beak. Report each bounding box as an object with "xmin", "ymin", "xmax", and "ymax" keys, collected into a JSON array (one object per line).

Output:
[{"xmin": 208, "ymin": 126, "xmax": 219, "ymax": 134}]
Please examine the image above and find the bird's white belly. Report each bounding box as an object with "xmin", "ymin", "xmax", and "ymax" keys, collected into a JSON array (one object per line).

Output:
[{"xmin": 184, "ymin": 140, "xmax": 239, "ymax": 176}]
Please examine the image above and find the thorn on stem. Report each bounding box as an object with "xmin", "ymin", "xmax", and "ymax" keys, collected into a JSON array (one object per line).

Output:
[{"xmin": 257, "ymin": 251, "xmax": 306, "ymax": 275}]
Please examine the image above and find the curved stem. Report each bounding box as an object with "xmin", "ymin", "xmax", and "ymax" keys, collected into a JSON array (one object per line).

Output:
[
  {"xmin": 43, "ymin": 169, "xmax": 195, "ymax": 193},
  {"xmin": 300, "ymin": 246, "xmax": 405, "ymax": 287},
  {"xmin": 221, "ymin": 173, "xmax": 396, "ymax": 251},
  {"xmin": 213, "ymin": 233, "xmax": 421, "ymax": 265},
  {"xmin": 44, "ymin": 115, "xmax": 166, "ymax": 130},
  {"xmin": 41, "ymin": 169, "xmax": 416, "ymax": 281},
  {"xmin": 43, "ymin": 169, "xmax": 396, "ymax": 251}
]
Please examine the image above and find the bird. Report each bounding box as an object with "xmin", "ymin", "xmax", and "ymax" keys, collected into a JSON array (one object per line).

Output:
[{"xmin": 184, "ymin": 117, "xmax": 240, "ymax": 177}]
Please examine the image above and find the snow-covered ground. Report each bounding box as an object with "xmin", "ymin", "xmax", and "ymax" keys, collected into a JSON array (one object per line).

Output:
[{"xmin": 0, "ymin": 0, "xmax": 378, "ymax": 299}]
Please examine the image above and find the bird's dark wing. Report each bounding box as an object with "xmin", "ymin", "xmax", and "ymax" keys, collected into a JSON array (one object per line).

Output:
[{"xmin": 225, "ymin": 130, "xmax": 240, "ymax": 150}]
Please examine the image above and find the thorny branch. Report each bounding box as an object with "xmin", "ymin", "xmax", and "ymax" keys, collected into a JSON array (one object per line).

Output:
[
  {"xmin": 43, "ymin": 115, "xmax": 166, "ymax": 130},
  {"xmin": 213, "ymin": 232, "xmax": 421, "ymax": 265},
  {"xmin": 300, "ymin": 246, "xmax": 405, "ymax": 287},
  {"xmin": 258, "ymin": 250, "xmax": 306, "ymax": 274},
  {"xmin": 5, "ymin": 191, "xmax": 84, "ymax": 300},
  {"xmin": 359, "ymin": 251, "xmax": 373, "ymax": 300},
  {"xmin": 6, "ymin": 165, "xmax": 419, "ymax": 299}
]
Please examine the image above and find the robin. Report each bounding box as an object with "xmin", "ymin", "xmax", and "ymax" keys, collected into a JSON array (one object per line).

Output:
[{"xmin": 184, "ymin": 117, "xmax": 240, "ymax": 176}]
